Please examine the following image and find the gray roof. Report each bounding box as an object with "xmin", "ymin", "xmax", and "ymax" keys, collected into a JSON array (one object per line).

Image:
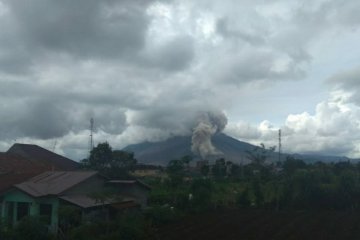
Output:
[
  {"xmin": 60, "ymin": 195, "xmax": 135, "ymax": 208},
  {"xmin": 107, "ymin": 179, "xmax": 151, "ymax": 189},
  {"xmin": 7, "ymin": 143, "xmax": 79, "ymax": 171},
  {"xmin": 15, "ymin": 171, "xmax": 97, "ymax": 197}
]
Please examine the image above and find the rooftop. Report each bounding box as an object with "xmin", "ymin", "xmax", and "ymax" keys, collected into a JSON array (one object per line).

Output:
[
  {"xmin": 15, "ymin": 171, "xmax": 98, "ymax": 197},
  {"xmin": 7, "ymin": 143, "xmax": 79, "ymax": 171}
]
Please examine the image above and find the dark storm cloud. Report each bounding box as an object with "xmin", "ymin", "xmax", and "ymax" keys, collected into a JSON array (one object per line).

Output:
[
  {"xmin": 142, "ymin": 35, "xmax": 195, "ymax": 71},
  {"xmin": 0, "ymin": 99, "xmax": 71, "ymax": 139},
  {"xmin": 0, "ymin": 0, "xmax": 150, "ymax": 75},
  {"xmin": 18, "ymin": 100, "xmax": 71, "ymax": 139},
  {"xmin": 130, "ymin": 107, "xmax": 197, "ymax": 135},
  {"xmin": 6, "ymin": 0, "xmax": 150, "ymax": 59},
  {"xmin": 213, "ymin": 50, "xmax": 305, "ymax": 85},
  {"xmin": 0, "ymin": 98, "xmax": 128, "ymax": 140},
  {"xmin": 89, "ymin": 107, "xmax": 127, "ymax": 134}
]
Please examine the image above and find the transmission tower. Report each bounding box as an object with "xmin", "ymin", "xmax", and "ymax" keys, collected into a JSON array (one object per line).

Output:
[
  {"xmin": 278, "ymin": 129, "xmax": 282, "ymax": 162},
  {"xmin": 89, "ymin": 118, "xmax": 94, "ymax": 155},
  {"xmin": 52, "ymin": 140, "xmax": 57, "ymax": 152}
]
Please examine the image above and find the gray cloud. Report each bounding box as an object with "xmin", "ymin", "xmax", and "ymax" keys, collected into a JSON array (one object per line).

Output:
[
  {"xmin": 142, "ymin": 35, "xmax": 195, "ymax": 71},
  {"xmin": 0, "ymin": 99, "xmax": 71, "ymax": 140},
  {"xmin": 212, "ymin": 50, "xmax": 305, "ymax": 85},
  {"xmin": 216, "ymin": 17, "xmax": 266, "ymax": 46},
  {"xmin": 1, "ymin": 0, "xmax": 360, "ymax": 160},
  {"xmin": 328, "ymin": 66, "xmax": 360, "ymax": 105},
  {"xmin": 6, "ymin": 0, "xmax": 150, "ymax": 58}
]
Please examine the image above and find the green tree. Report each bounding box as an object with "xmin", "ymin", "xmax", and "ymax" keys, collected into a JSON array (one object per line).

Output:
[
  {"xmin": 212, "ymin": 158, "xmax": 226, "ymax": 178},
  {"xmin": 13, "ymin": 216, "xmax": 53, "ymax": 240},
  {"xmin": 181, "ymin": 155, "xmax": 193, "ymax": 170},
  {"xmin": 190, "ymin": 179, "xmax": 214, "ymax": 211},
  {"xmin": 89, "ymin": 142, "xmax": 113, "ymax": 170},
  {"xmin": 283, "ymin": 156, "xmax": 306, "ymax": 175},
  {"xmin": 246, "ymin": 143, "xmax": 275, "ymax": 166},
  {"xmin": 86, "ymin": 142, "xmax": 137, "ymax": 179},
  {"xmin": 200, "ymin": 164, "xmax": 210, "ymax": 177},
  {"xmin": 106, "ymin": 150, "xmax": 137, "ymax": 179},
  {"xmin": 166, "ymin": 159, "xmax": 185, "ymax": 187}
]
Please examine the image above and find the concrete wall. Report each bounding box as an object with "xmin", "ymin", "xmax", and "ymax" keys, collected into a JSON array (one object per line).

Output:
[{"xmin": 1, "ymin": 189, "xmax": 59, "ymax": 233}]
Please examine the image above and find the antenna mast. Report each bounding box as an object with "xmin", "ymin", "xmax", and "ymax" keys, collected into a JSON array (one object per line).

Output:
[
  {"xmin": 89, "ymin": 118, "xmax": 94, "ymax": 154},
  {"xmin": 52, "ymin": 140, "xmax": 57, "ymax": 152},
  {"xmin": 278, "ymin": 129, "xmax": 282, "ymax": 162}
]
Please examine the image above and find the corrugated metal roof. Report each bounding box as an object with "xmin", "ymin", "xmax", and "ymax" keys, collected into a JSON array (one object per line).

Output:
[
  {"xmin": 0, "ymin": 144, "xmax": 81, "ymax": 193},
  {"xmin": 7, "ymin": 143, "xmax": 79, "ymax": 170},
  {"xmin": 15, "ymin": 171, "xmax": 97, "ymax": 197},
  {"xmin": 0, "ymin": 153, "xmax": 42, "ymax": 173},
  {"xmin": 107, "ymin": 179, "xmax": 151, "ymax": 189},
  {"xmin": 60, "ymin": 195, "xmax": 135, "ymax": 208},
  {"xmin": 0, "ymin": 153, "xmax": 52, "ymax": 193}
]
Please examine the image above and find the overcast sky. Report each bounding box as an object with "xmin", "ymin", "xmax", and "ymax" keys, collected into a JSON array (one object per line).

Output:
[{"xmin": 1, "ymin": 0, "xmax": 360, "ymax": 160}]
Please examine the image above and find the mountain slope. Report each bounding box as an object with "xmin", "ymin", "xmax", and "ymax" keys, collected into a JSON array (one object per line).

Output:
[
  {"xmin": 123, "ymin": 133, "xmax": 356, "ymax": 165},
  {"xmin": 123, "ymin": 133, "xmax": 274, "ymax": 165}
]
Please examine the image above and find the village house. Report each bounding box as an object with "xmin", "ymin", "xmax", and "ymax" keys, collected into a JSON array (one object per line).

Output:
[
  {"xmin": 0, "ymin": 144, "xmax": 80, "ymax": 218},
  {"xmin": 0, "ymin": 143, "xmax": 79, "ymax": 193},
  {"xmin": 0, "ymin": 143, "xmax": 151, "ymax": 235},
  {"xmin": 0, "ymin": 171, "xmax": 150, "ymax": 233}
]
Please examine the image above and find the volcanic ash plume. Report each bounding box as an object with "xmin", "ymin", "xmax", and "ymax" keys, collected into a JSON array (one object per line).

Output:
[{"xmin": 191, "ymin": 111, "xmax": 228, "ymax": 159}]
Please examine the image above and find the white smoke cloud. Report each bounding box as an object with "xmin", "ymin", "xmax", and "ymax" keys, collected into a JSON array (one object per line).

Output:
[{"xmin": 191, "ymin": 111, "xmax": 228, "ymax": 159}]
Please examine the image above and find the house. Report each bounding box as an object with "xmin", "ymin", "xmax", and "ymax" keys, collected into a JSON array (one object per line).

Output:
[
  {"xmin": 0, "ymin": 171, "xmax": 150, "ymax": 233},
  {"xmin": 0, "ymin": 143, "xmax": 79, "ymax": 193},
  {"xmin": 6, "ymin": 143, "xmax": 79, "ymax": 171},
  {"xmin": 0, "ymin": 143, "xmax": 80, "ymax": 219}
]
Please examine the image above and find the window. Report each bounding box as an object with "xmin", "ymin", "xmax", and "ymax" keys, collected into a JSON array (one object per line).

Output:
[
  {"xmin": 39, "ymin": 204, "xmax": 52, "ymax": 224},
  {"xmin": 17, "ymin": 202, "xmax": 30, "ymax": 221}
]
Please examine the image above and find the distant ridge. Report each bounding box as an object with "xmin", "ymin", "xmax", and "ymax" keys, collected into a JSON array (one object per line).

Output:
[
  {"xmin": 123, "ymin": 133, "xmax": 358, "ymax": 165},
  {"xmin": 123, "ymin": 133, "xmax": 277, "ymax": 165}
]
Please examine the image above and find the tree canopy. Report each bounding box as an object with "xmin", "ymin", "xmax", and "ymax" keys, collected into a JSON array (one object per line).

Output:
[{"xmin": 82, "ymin": 142, "xmax": 137, "ymax": 179}]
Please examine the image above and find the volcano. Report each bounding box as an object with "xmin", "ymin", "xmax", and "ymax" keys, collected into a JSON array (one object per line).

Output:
[
  {"xmin": 122, "ymin": 133, "xmax": 280, "ymax": 165},
  {"xmin": 122, "ymin": 133, "xmax": 355, "ymax": 166}
]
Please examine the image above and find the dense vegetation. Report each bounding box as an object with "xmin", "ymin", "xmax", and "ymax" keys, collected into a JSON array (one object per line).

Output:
[{"xmin": 150, "ymin": 155, "xmax": 360, "ymax": 212}]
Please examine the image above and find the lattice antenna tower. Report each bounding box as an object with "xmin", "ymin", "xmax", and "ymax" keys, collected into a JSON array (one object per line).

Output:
[
  {"xmin": 52, "ymin": 140, "xmax": 57, "ymax": 152},
  {"xmin": 278, "ymin": 129, "xmax": 282, "ymax": 162},
  {"xmin": 89, "ymin": 118, "xmax": 94, "ymax": 155}
]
